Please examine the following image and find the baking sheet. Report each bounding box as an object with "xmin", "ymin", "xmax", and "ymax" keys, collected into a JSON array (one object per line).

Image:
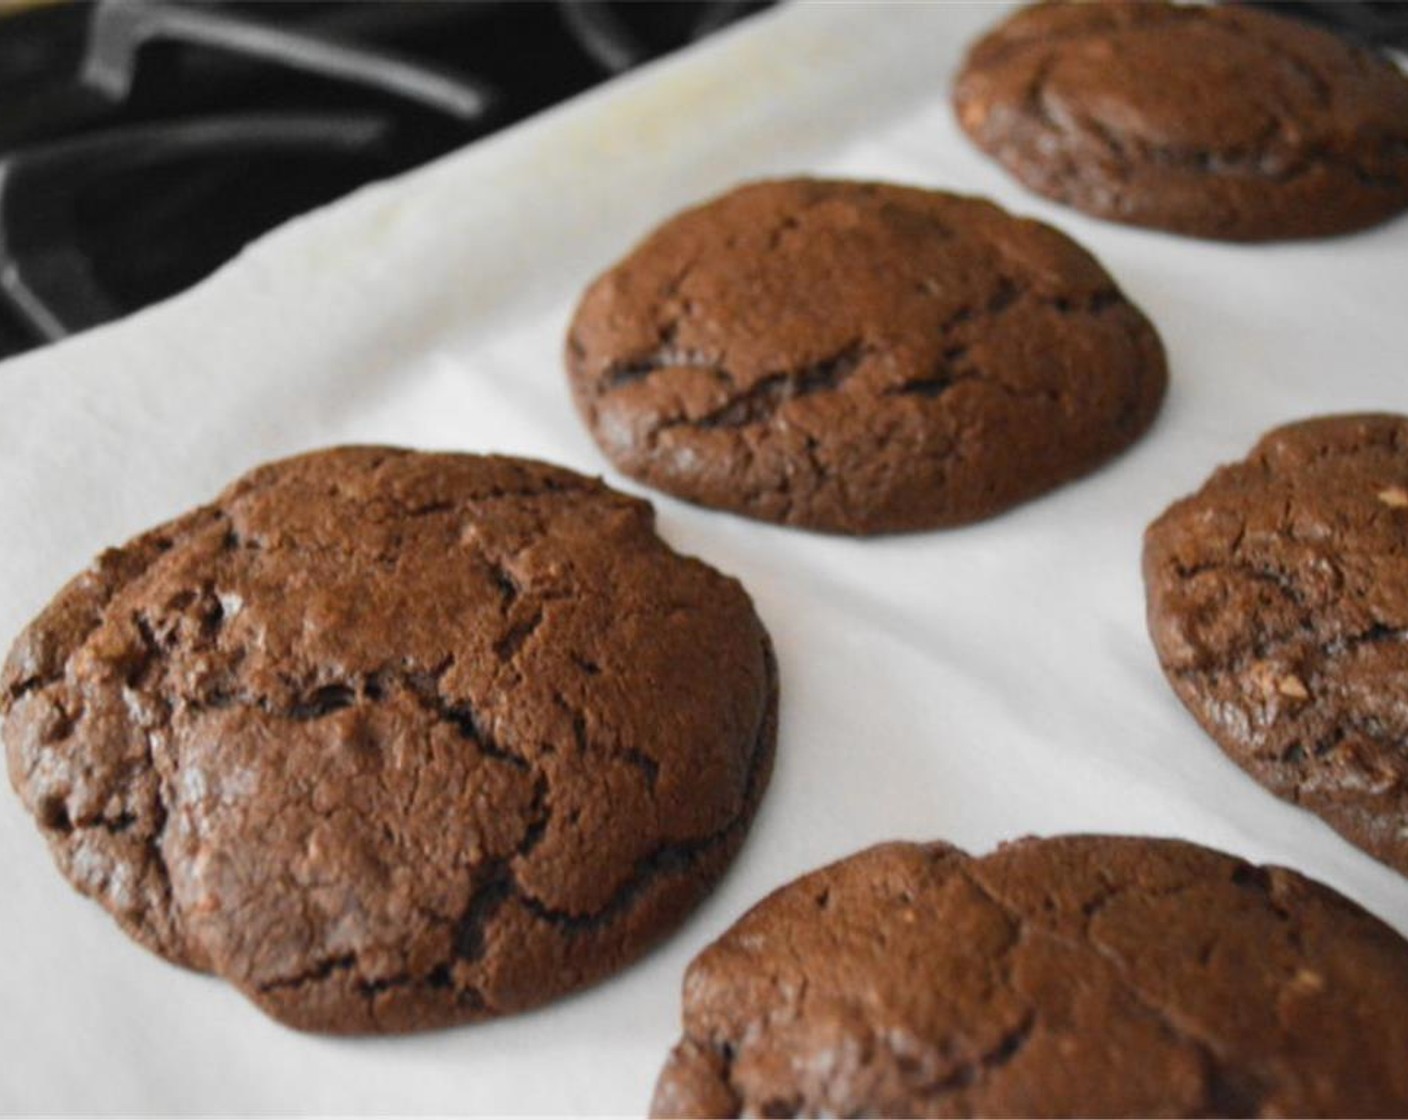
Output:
[{"xmin": 2, "ymin": 2, "xmax": 1407, "ymax": 1113}]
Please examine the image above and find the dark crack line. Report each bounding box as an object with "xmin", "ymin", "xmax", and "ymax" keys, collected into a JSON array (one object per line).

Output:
[
  {"xmin": 602, "ymin": 345, "xmax": 734, "ymax": 393},
  {"xmin": 601, "ymin": 271, "xmax": 1132, "ymax": 432},
  {"xmin": 452, "ymin": 862, "xmax": 516, "ymax": 964},
  {"xmin": 699, "ymin": 862, "xmax": 1033, "ymax": 1114},
  {"xmin": 516, "ymin": 841, "xmax": 697, "ymax": 935},
  {"xmin": 189, "ymin": 660, "xmax": 535, "ymax": 775},
  {"xmin": 493, "ymin": 608, "xmax": 544, "ymax": 663},
  {"xmin": 488, "ymin": 561, "xmax": 520, "ymax": 607},
  {"xmin": 650, "ymin": 340, "xmax": 870, "ymax": 433},
  {"xmin": 887, "ymin": 353, "xmax": 978, "ymax": 402},
  {"xmin": 406, "ymin": 500, "xmax": 454, "ymax": 519},
  {"xmin": 960, "ymin": 866, "xmax": 1269, "ymax": 1116},
  {"xmin": 918, "ymin": 1009, "xmax": 1038, "ymax": 1098},
  {"xmin": 889, "ymin": 287, "xmax": 1126, "ymax": 402},
  {"xmin": 1081, "ymin": 931, "xmax": 1268, "ymax": 1114},
  {"xmin": 1, "ymin": 528, "xmax": 194, "ymax": 950},
  {"xmin": 520, "ymin": 640, "xmax": 774, "ymax": 934},
  {"xmin": 1168, "ymin": 552, "xmax": 1408, "ymax": 679},
  {"xmin": 552, "ymin": 689, "xmax": 660, "ymax": 792},
  {"xmin": 257, "ymin": 772, "xmax": 553, "ymax": 1009},
  {"xmin": 260, "ymin": 953, "xmax": 357, "ymax": 994},
  {"xmin": 247, "ymin": 640, "xmax": 777, "ymax": 1006},
  {"xmin": 1328, "ymin": 621, "xmax": 1408, "ymax": 656},
  {"xmin": 286, "ymin": 683, "xmax": 357, "ymax": 721},
  {"xmin": 3, "ymin": 673, "xmax": 43, "ymax": 706}
]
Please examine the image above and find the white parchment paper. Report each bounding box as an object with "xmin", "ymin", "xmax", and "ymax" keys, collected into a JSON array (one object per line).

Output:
[{"xmin": 1, "ymin": 3, "xmax": 1406, "ymax": 1113}]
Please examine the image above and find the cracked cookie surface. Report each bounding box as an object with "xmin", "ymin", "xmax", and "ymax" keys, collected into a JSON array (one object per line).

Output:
[
  {"xmin": 1145, "ymin": 414, "xmax": 1408, "ymax": 878},
  {"xmin": 1, "ymin": 447, "xmax": 777, "ymax": 1033},
  {"xmin": 651, "ymin": 835, "xmax": 1408, "ymax": 1118},
  {"xmin": 565, "ymin": 178, "xmax": 1165, "ymax": 534},
  {"xmin": 954, "ymin": 1, "xmax": 1408, "ymax": 241}
]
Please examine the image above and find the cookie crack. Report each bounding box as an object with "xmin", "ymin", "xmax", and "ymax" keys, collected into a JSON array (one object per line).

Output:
[
  {"xmin": 714, "ymin": 864, "xmax": 1036, "ymax": 1114},
  {"xmin": 256, "ymin": 951, "xmax": 485, "ymax": 1022},
  {"xmin": 258, "ymin": 776, "xmax": 552, "ymax": 1013},
  {"xmin": 1329, "ymin": 621, "xmax": 1408, "ymax": 655},
  {"xmin": 179, "ymin": 656, "xmax": 536, "ymax": 775},
  {"xmin": 888, "ymin": 287, "xmax": 1125, "ymax": 403},
  {"xmin": 4, "ymin": 673, "xmax": 44, "ymax": 705},
  {"xmin": 493, "ymin": 607, "xmax": 544, "ymax": 664},
  {"xmin": 517, "ymin": 759, "xmax": 764, "ymax": 933},
  {"xmin": 606, "ymin": 281, "xmax": 1131, "ymax": 425},
  {"xmin": 89, "ymin": 609, "xmax": 181, "ymax": 952},
  {"xmin": 519, "ymin": 639, "xmax": 773, "ymax": 932},
  {"xmin": 401, "ymin": 664, "xmax": 532, "ymax": 773},
  {"xmin": 250, "ymin": 638, "xmax": 769, "ymax": 1005},
  {"xmin": 451, "ymin": 861, "xmax": 518, "ymax": 965},
  {"xmin": 1080, "ymin": 927, "xmax": 1268, "ymax": 1115},
  {"xmin": 957, "ymin": 866, "xmax": 1269, "ymax": 1115},
  {"xmin": 1167, "ymin": 549, "xmax": 1408, "ymax": 693},
  {"xmin": 258, "ymin": 952, "xmax": 357, "ymax": 994},
  {"xmin": 602, "ymin": 344, "xmax": 736, "ymax": 394},
  {"xmin": 886, "ymin": 348, "xmax": 978, "ymax": 402},
  {"xmin": 645, "ymin": 340, "xmax": 870, "ymax": 435},
  {"xmin": 0, "ymin": 523, "xmax": 195, "ymax": 714},
  {"xmin": 917, "ymin": 1009, "xmax": 1038, "ymax": 1101},
  {"xmin": 514, "ymin": 840, "xmax": 700, "ymax": 933},
  {"xmin": 551, "ymin": 688, "xmax": 660, "ymax": 792}
]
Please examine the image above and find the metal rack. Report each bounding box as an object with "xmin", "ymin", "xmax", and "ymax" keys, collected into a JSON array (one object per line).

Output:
[{"xmin": 0, "ymin": 0, "xmax": 770, "ymax": 358}]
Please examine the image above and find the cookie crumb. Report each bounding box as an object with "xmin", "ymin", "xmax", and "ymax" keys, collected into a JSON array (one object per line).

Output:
[{"xmin": 1377, "ymin": 486, "xmax": 1408, "ymax": 508}]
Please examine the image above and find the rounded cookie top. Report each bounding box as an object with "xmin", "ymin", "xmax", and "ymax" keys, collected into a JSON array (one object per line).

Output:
[
  {"xmin": 651, "ymin": 835, "xmax": 1408, "ymax": 1118},
  {"xmin": 565, "ymin": 178, "xmax": 1166, "ymax": 534},
  {"xmin": 2, "ymin": 447, "xmax": 777, "ymax": 1033},
  {"xmin": 954, "ymin": 1, "xmax": 1408, "ymax": 241},
  {"xmin": 1144, "ymin": 414, "xmax": 1408, "ymax": 879}
]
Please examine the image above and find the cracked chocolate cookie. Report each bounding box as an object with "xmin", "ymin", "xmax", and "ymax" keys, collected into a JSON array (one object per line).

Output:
[
  {"xmin": 954, "ymin": 1, "xmax": 1408, "ymax": 242},
  {"xmin": 1, "ymin": 447, "xmax": 777, "ymax": 1033},
  {"xmin": 1145, "ymin": 414, "xmax": 1408, "ymax": 878},
  {"xmin": 565, "ymin": 178, "xmax": 1166, "ymax": 534},
  {"xmin": 651, "ymin": 835, "xmax": 1408, "ymax": 1118}
]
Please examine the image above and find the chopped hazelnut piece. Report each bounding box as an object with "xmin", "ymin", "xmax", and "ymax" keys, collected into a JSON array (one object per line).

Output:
[
  {"xmin": 1377, "ymin": 486, "xmax": 1408, "ymax": 508},
  {"xmin": 1277, "ymin": 674, "xmax": 1310, "ymax": 700},
  {"xmin": 1249, "ymin": 662, "xmax": 1309, "ymax": 701}
]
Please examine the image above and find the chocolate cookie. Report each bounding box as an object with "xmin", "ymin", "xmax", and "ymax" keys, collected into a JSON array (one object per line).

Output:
[
  {"xmin": 565, "ymin": 179, "xmax": 1166, "ymax": 534},
  {"xmin": 2, "ymin": 448, "xmax": 777, "ymax": 1033},
  {"xmin": 652, "ymin": 835, "xmax": 1408, "ymax": 1118},
  {"xmin": 954, "ymin": 2, "xmax": 1408, "ymax": 241},
  {"xmin": 1145, "ymin": 414, "xmax": 1408, "ymax": 878}
]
